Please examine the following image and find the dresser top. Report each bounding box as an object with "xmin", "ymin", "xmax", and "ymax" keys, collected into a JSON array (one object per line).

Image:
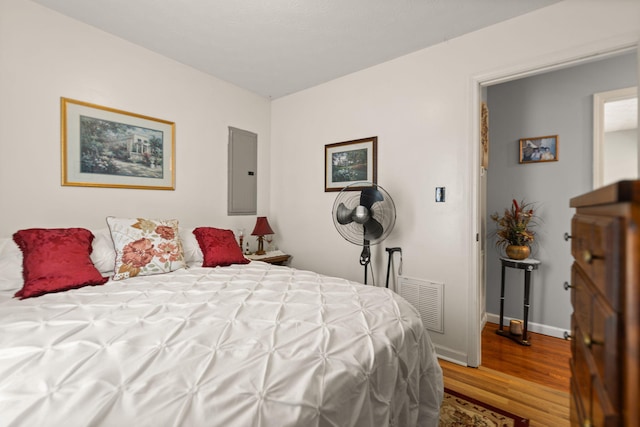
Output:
[{"xmin": 570, "ymin": 180, "xmax": 640, "ymax": 208}]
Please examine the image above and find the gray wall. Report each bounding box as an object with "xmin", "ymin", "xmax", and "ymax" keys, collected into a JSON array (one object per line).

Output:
[{"xmin": 486, "ymin": 52, "xmax": 638, "ymax": 335}]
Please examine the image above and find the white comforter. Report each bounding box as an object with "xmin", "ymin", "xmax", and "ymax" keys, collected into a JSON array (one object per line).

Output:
[{"xmin": 0, "ymin": 262, "xmax": 442, "ymax": 427}]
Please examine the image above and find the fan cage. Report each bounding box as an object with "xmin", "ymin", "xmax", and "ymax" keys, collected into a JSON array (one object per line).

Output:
[{"xmin": 332, "ymin": 182, "xmax": 396, "ymax": 246}]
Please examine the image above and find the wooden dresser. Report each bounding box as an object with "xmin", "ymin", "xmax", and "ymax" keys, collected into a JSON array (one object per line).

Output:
[{"xmin": 569, "ymin": 180, "xmax": 639, "ymax": 427}]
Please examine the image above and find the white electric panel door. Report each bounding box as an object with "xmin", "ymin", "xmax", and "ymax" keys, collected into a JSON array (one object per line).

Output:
[{"xmin": 228, "ymin": 127, "xmax": 257, "ymax": 215}]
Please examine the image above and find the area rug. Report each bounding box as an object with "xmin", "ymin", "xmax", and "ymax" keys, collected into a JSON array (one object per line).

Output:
[{"xmin": 439, "ymin": 388, "xmax": 529, "ymax": 427}]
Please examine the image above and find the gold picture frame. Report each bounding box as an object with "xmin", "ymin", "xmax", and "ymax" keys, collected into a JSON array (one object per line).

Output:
[{"xmin": 61, "ymin": 97, "xmax": 175, "ymax": 190}]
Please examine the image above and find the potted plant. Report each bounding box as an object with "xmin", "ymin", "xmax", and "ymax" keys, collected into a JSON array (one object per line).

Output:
[{"xmin": 490, "ymin": 199, "xmax": 537, "ymax": 260}]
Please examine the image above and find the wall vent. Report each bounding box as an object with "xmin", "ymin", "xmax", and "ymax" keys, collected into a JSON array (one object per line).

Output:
[{"xmin": 397, "ymin": 276, "xmax": 444, "ymax": 334}]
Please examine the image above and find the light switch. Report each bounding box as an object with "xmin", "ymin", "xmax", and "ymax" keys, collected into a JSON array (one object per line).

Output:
[{"xmin": 435, "ymin": 187, "xmax": 445, "ymax": 202}]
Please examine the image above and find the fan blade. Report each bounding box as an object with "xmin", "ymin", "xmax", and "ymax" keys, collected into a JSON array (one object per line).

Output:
[
  {"xmin": 360, "ymin": 187, "xmax": 384, "ymax": 210},
  {"xmin": 363, "ymin": 217, "xmax": 383, "ymax": 240},
  {"xmin": 336, "ymin": 203, "xmax": 355, "ymax": 225}
]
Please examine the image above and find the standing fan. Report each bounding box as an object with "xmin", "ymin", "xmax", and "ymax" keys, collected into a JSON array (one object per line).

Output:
[{"xmin": 332, "ymin": 182, "xmax": 396, "ymax": 284}]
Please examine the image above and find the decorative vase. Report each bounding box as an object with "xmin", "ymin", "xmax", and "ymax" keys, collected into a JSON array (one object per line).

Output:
[{"xmin": 506, "ymin": 245, "xmax": 530, "ymax": 260}]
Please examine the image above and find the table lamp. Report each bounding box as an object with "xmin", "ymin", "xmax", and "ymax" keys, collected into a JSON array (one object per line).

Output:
[{"xmin": 251, "ymin": 216, "xmax": 274, "ymax": 255}]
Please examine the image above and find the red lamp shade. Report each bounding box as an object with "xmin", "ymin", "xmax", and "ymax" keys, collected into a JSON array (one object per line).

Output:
[
  {"xmin": 251, "ymin": 217, "xmax": 274, "ymax": 255},
  {"xmin": 251, "ymin": 217, "xmax": 274, "ymax": 236}
]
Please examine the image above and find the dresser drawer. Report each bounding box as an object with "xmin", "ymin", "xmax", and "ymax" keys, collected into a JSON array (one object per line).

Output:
[
  {"xmin": 570, "ymin": 338, "xmax": 592, "ymax": 425},
  {"xmin": 571, "ymin": 264, "xmax": 592, "ymax": 335},
  {"xmin": 592, "ymin": 377, "xmax": 619, "ymax": 427},
  {"xmin": 572, "ymin": 330, "xmax": 620, "ymax": 427},
  {"xmin": 570, "ymin": 363, "xmax": 588, "ymax": 427},
  {"xmin": 571, "ymin": 264, "xmax": 620, "ymax": 407},
  {"xmin": 571, "ymin": 215, "xmax": 621, "ymax": 308},
  {"xmin": 591, "ymin": 290, "xmax": 620, "ymax": 407}
]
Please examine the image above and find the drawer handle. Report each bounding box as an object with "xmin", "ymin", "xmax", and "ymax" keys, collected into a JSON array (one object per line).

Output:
[
  {"xmin": 582, "ymin": 250, "xmax": 602, "ymax": 264},
  {"xmin": 584, "ymin": 335, "xmax": 602, "ymax": 348},
  {"xmin": 564, "ymin": 232, "xmax": 572, "ymax": 241},
  {"xmin": 563, "ymin": 281, "xmax": 574, "ymax": 291}
]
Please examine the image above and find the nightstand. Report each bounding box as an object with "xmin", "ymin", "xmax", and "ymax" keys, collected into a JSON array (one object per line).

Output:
[{"xmin": 245, "ymin": 250, "xmax": 291, "ymax": 265}]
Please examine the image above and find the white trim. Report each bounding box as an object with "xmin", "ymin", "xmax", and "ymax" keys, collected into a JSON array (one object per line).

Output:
[
  {"xmin": 465, "ymin": 77, "xmax": 481, "ymax": 368},
  {"xmin": 593, "ymin": 86, "xmax": 638, "ymax": 189},
  {"xmin": 477, "ymin": 36, "xmax": 637, "ymax": 87},
  {"xmin": 434, "ymin": 344, "xmax": 469, "ymax": 366},
  {"xmin": 485, "ymin": 313, "xmax": 570, "ymax": 340}
]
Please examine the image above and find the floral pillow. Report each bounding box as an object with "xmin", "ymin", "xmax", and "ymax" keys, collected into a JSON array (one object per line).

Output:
[{"xmin": 106, "ymin": 217, "xmax": 186, "ymax": 281}]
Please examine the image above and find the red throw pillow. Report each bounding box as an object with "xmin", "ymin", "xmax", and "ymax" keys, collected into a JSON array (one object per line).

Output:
[
  {"xmin": 193, "ymin": 227, "xmax": 250, "ymax": 268},
  {"xmin": 13, "ymin": 228, "xmax": 108, "ymax": 299}
]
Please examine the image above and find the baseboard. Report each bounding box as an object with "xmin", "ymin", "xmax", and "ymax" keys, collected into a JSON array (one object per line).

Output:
[
  {"xmin": 485, "ymin": 313, "xmax": 570, "ymax": 339},
  {"xmin": 434, "ymin": 343, "xmax": 469, "ymax": 366},
  {"xmin": 480, "ymin": 311, "xmax": 487, "ymax": 330}
]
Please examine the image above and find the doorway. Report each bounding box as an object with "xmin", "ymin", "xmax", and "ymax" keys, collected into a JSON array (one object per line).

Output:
[
  {"xmin": 593, "ymin": 86, "xmax": 638, "ymax": 188},
  {"xmin": 471, "ymin": 45, "xmax": 639, "ymax": 368}
]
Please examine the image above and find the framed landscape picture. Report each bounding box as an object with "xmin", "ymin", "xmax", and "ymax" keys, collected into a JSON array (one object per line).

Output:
[
  {"xmin": 61, "ymin": 98, "xmax": 175, "ymax": 190},
  {"xmin": 519, "ymin": 135, "xmax": 558, "ymax": 164},
  {"xmin": 324, "ymin": 137, "xmax": 377, "ymax": 192}
]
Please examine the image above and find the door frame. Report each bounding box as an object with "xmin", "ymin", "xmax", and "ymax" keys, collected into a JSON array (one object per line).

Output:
[{"xmin": 467, "ymin": 40, "xmax": 638, "ymax": 367}]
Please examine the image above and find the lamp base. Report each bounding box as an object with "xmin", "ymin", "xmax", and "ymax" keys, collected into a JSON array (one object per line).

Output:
[{"xmin": 255, "ymin": 236, "xmax": 266, "ymax": 255}]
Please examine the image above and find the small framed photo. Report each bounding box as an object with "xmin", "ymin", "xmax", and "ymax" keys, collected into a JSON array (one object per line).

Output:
[
  {"xmin": 519, "ymin": 135, "xmax": 558, "ymax": 164},
  {"xmin": 324, "ymin": 137, "xmax": 377, "ymax": 192},
  {"xmin": 61, "ymin": 97, "xmax": 175, "ymax": 190}
]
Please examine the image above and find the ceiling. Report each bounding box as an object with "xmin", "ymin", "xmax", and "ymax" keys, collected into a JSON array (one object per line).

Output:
[{"xmin": 32, "ymin": 0, "xmax": 559, "ymax": 99}]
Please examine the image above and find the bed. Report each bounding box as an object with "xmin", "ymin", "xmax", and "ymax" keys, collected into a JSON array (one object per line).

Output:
[{"xmin": 0, "ymin": 221, "xmax": 443, "ymax": 427}]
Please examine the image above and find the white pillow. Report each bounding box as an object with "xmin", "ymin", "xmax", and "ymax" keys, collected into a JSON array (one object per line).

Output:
[
  {"xmin": 0, "ymin": 238, "xmax": 22, "ymax": 291},
  {"xmin": 90, "ymin": 228, "xmax": 116, "ymax": 275},
  {"xmin": 106, "ymin": 217, "xmax": 187, "ymax": 280},
  {"xmin": 179, "ymin": 226, "xmax": 203, "ymax": 265}
]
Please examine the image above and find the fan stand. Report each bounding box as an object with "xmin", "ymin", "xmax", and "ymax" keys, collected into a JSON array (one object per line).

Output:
[{"xmin": 359, "ymin": 239, "xmax": 371, "ymax": 284}]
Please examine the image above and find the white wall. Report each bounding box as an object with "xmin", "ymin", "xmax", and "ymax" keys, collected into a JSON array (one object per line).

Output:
[
  {"xmin": 0, "ymin": 0, "xmax": 271, "ymax": 238},
  {"xmin": 604, "ymin": 129, "xmax": 638, "ymax": 185},
  {"xmin": 2, "ymin": 0, "xmax": 640, "ymax": 366},
  {"xmin": 271, "ymin": 2, "xmax": 640, "ymax": 364}
]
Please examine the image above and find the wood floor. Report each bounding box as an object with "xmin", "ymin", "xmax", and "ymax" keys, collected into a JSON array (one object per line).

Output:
[
  {"xmin": 481, "ymin": 322, "xmax": 571, "ymax": 393},
  {"xmin": 440, "ymin": 322, "xmax": 572, "ymax": 426}
]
